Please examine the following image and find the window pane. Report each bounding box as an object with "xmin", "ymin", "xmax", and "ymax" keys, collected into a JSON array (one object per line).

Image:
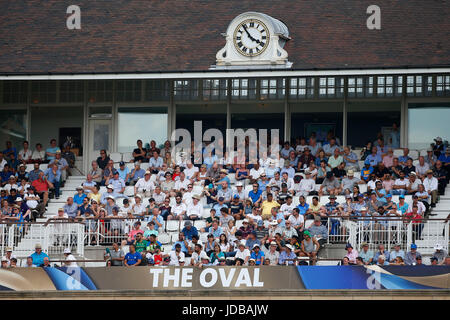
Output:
[
  {"xmin": 0, "ymin": 109, "xmax": 27, "ymax": 153},
  {"xmin": 408, "ymin": 103, "xmax": 450, "ymax": 150},
  {"xmin": 118, "ymin": 107, "xmax": 168, "ymax": 152}
]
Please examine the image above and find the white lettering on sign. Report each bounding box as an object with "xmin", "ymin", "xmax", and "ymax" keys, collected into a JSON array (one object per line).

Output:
[
  {"xmin": 66, "ymin": 5, "xmax": 81, "ymax": 30},
  {"xmin": 149, "ymin": 267, "xmax": 265, "ymax": 288},
  {"xmin": 218, "ymin": 268, "xmax": 236, "ymax": 287},
  {"xmin": 366, "ymin": 5, "xmax": 381, "ymax": 30},
  {"xmin": 163, "ymin": 268, "xmax": 180, "ymax": 287},
  {"xmin": 149, "ymin": 268, "xmax": 163, "ymax": 287},
  {"xmin": 199, "ymin": 268, "xmax": 218, "ymax": 288},
  {"xmin": 181, "ymin": 268, "xmax": 193, "ymax": 287}
]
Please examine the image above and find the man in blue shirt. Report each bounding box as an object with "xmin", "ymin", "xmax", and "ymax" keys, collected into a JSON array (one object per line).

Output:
[
  {"xmin": 278, "ymin": 244, "xmax": 296, "ymax": 265},
  {"xmin": 45, "ymin": 163, "xmax": 61, "ymax": 199},
  {"xmin": 181, "ymin": 221, "xmax": 198, "ymax": 240},
  {"xmin": 30, "ymin": 243, "xmax": 49, "ymax": 267},
  {"xmin": 296, "ymin": 196, "xmax": 309, "ymax": 215},
  {"xmin": 124, "ymin": 244, "xmax": 141, "ymax": 266},
  {"xmin": 250, "ymin": 244, "xmax": 265, "ymax": 265},
  {"xmin": 117, "ymin": 161, "xmax": 130, "ymax": 184},
  {"xmin": 398, "ymin": 148, "xmax": 412, "ymax": 167},
  {"xmin": 129, "ymin": 162, "xmax": 145, "ymax": 185},
  {"xmin": 45, "ymin": 139, "xmax": 61, "ymax": 162},
  {"xmin": 172, "ymin": 233, "xmax": 189, "ymax": 254},
  {"xmin": 365, "ymin": 146, "xmax": 382, "ymax": 167},
  {"xmin": 248, "ymin": 184, "xmax": 263, "ymax": 206},
  {"xmin": 212, "ymin": 197, "xmax": 228, "ymax": 217}
]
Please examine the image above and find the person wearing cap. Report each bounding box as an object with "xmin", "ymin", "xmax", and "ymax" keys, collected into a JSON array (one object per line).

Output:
[
  {"xmin": 299, "ymin": 231, "xmax": 320, "ymax": 265},
  {"xmin": 129, "ymin": 161, "xmax": 145, "ymax": 186},
  {"xmin": 181, "ymin": 220, "xmax": 199, "ymax": 241},
  {"xmin": 228, "ymin": 194, "xmax": 244, "ymax": 220},
  {"xmin": 404, "ymin": 243, "xmax": 422, "ymax": 265},
  {"xmin": 73, "ymin": 186, "xmax": 87, "ymax": 206},
  {"xmin": 358, "ymin": 242, "xmax": 373, "ymax": 265},
  {"xmin": 344, "ymin": 243, "xmax": 358, "ymax": 264},
  {"xmin": 116, "ymin": 161, "xmax": 130, "ymax": 185},
  {"xmin": 3, "ymin": 247, "xmax": 16, "ymax": 267},
  {"xmin": 134, "ymin": 170, "xmax": 155, "ymax": 197},
  {"xmin": 319, "ymin": 172, "xmax": 341, "ymax": 197},
  {"xmin": 422, "ymin": 169, "xmax": 439, "ymax": 208},
  {"xmin": 30, "ymin": 243, "xmax": 49, "ymax": 267},
  {"xmin": 249, "ymin": 243, "xmax": 264, "ymax": 265},
  {"xmin": 265, "ymin": 241, "xmax": 280, "ymax": 265},
  {"xmin": 186, "ymin": 194, "xmax": 202, "ymax": 220},
  {"xmin": 248, "ymin": 183, "xmax": 263, "ymax": 207},
  {"xmin": 389, "ymin": 243, "xmax": 405, "ymax": 263},
  {"xmin": 234, "ymin": 241, "xmax": 251, "ymax": 265},
  {"xmin": 278, "ymin": 244, "xmax": 296, "ymax": 265},
  {"xmin": 232, "ymin": 182, "xmax": 246, "ymax": 202},
  {"xmin": 1, "ymin": 256, "xmax": 9, "ymax": 269},
  {"xmin": 431, "ymin": 243, "xmax": 448, "ymax": 264},
  {"xmin": 433, "ymin": 137, "xmax": 445, "ymax": 157},
  {"xmin": 341, "ymin": 169, "xmax": 364, "ymax": 194},
  {"xmin": 212, "ymin": 196, "xmax": 228, "ymax": 218},
  {"xmin": 63, "ymin": 248, "xmax": 78, "ymax": 267},
  {"xmin": 109, "ymin": 171, "xmax": 126, "ymax": 199}
]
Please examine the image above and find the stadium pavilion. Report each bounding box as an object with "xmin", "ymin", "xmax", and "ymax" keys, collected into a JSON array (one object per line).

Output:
[{"xmin": 0, "ymin": 0, "xmax": 449, "ymax": 173}]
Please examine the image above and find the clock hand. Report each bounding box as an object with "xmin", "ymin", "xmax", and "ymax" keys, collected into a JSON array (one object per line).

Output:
[{"xmin": 242, "ymin": 24, "xmax": 260, "ymax": 43}]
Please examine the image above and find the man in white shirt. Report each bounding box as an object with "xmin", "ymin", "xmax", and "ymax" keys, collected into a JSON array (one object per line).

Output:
[
  {"xmin": 63, "ymin": 248, "xmax": 77, "ymax": 267},
  {"xmin": 297, "ymin": 171, "xmax": 316, "ymax": 197},
  {"xmin": 134, "ymin": 171, "xmax": 155, "ymax": 197},
  {"xmin": 232, "ymin": 182, "xmax": 246, "ymax": 202},
  {"xmin": 423, "ymin": 169, "xmax": 439, "ymax": 208},
  {"xmin": 406, "ymin": 195, "xmax": 426, "ymax": 216},
  {"xmin": 186, "ymin": 195, "xmax": 202, "ymax": 220},
  {"xmin": 235, "ymin": 242, "xmax": 251, "ymax": 265},
  {"xmin": 288, "ymin": 207, "xmax": 305, "ymax": 234},
  {"xmin": 0, "ymin": 152, "xmax": 7, "ymax": 171},
  {"xmin": 415, "ymin": 156, "xmax": 430, "ymax": 179},
  {"xmin": 148, "ymin": 151, "xmax": 163, "ymax": 174},
  {"xmin": 168, "ymin": 243, "xmax": 185, "ymax": 266},
  {"xmin": 280, "ymin": 195, "xmax": 296, "ymax": 218},
  {"xmin": 172, "ymin": 195, "xmax": 187, "ymax": 220},
  {"xmin": 174, "ymin": 172, "xmax": 190, "ymax": 192},
  {"xmin": 183, "ymin": 162, "xmax": 199, "ymax": 183},
  {"xmin": 249, "ymin": 163, "xmax": 265, "ymax": 183},
  {"xmin": 392, "ymin": 171, "xmax": 409, "ymax": 196},
  {"xmin": 152, "ymin": 186, "xmax": 166, "ymax": 206}
]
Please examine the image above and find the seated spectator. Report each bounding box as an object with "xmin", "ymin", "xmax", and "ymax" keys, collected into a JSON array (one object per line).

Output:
[
  {"xmin": 365, "ymin": 146, "xmax": 382, "ymax": 167},
  {"xmin": 63, "ymin": 197, "xmax": 79, "ymax": 220},
  {"xmin": 124, "ymin": 244, "xmax": 141, "ymax": 267},
  {"xmin": 373, "ymin": 244, "xmax": 390, "ymax": 263},
  {"xmin": 382, "ymin": 148, "xmax": 394, "ymax": 168},
  {"xmin": 403, "ymin": 159, "xmax": 416, "ymax": 177},
  {"xmin": 31, "ymin": 143, "xmax": 46, "ymax": 163},
  {"xmin": 132, "ymin": 139, "xmax": 147, "ymax": 163},
  {"xmin": 44, "ymin": 163, "xmax": 61, "ymax": 199},
  {"xmin": 182, "ymin": 221, "xmax": 198, "ymax": 240},
  {"xmin": 31, "ymin": 172, "xmax": 50, "ymax": 207},
  {"xmin": 432, "ymin": 243, "xmax": 448, "ymax": 264},
  {"xmin": 134, "ymin": 171, "xmax": 155, "ymax": 197},
  {"xmin": 82, "ymin": 174, "xmax": 97, "ymax": 194},
  {"xmin": 319, "ymin": 172, "xmax": 341, "ymax": 196},
  {"xmin": 299, "ymin": 231, "xmax": 319, "ymax": 265},
  {"xmin": 129, "ymin": 162, "xmax": 145, "ymax": 186},
  {"xmin": 18, "ymin": 141, "xmax": 33, "ymax": 164},
  {"xmin": 45, "ymin": 139, "xmax": 60, "ymax": 162},
  {"xmin": 391, "ymin": 171, "xmax": 409, "ymax": 195},
  {"xmin": 360, "ymin": 160, "xmax": 373, "ymax": 182},
  {"xmin": 358, "ymin": 242, "xmax": 374, "ymax": 265},
  {"xmin": 341, "ymin": 169, "xmax": 364, "ymax": 194},
  {"xmin": 186, "ymin": 195, "xmax": 202, "ymax": 220},
  {"xmin": 344, "ymin": 243, "xmax": 358, "ymax": 264},
  {"xmin": 398, "ymin": 148, "xmax": 412, "ymax": 167},
  {"xmin": 30, "ymin": 243, "xmax": 49, "ymax": 267},
  {"xmin": 278, "ymin": 244, "xmax": 296, "ymax": 265},
  {"xmin": 389, "ymin": 243, "xmax": 405, "ymax": 262},
  {"xmin": 50, "ymin": 151, "xmax": 69, "ymax": 181},
  {"xmin": 376, "ymin": 254, "xmax": 389, "ymax": 266},
  {"xmin": 327, "ymin": 148, "xmax": 343, "ymax": 169},
  {"xmin": 73, "ymin": 186, "xmax": 87, "ymax": 206},
  {"xmin": 423, "ymin": 169, "xmax": 439, "ymax": 208}
]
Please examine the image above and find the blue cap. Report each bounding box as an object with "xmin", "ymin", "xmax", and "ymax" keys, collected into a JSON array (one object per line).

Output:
[
  {"xmin": 345, "ymin": 243, "xmax": 353, "ymax": 249},
  {"xmin": 364, "ymin": 159, "xmax": 371, "ymax": 165},
  {"xmin": 358, "ymin": 193, "xmax": 364, "ymax": 198},
  {"xmin": 208, "ymin": 183, "xmax": 214, "ymax": 189},
  {"xmin": 257, "ymin": 220, "xmax": 263, "ymax": 226},
  {"xmin": 411, "ymin": 243, "xmax": 417, "ymax": 249},
  {"xmin": 386, "ymin": 194, "xmax": 392, "ymax": 198},
  {"xmin": 119, "ymin": 161, "xmax": 125, "ymax": 166},
  {"xmin": 399, "ymin": 195, "xmax": 405, "ymax": 199},
  {"xmin": 218, "ymin": 197, "xmax": 224, "ymax": 201},
  {"xmin": 233, "ymin": 194, "xmax": 240, "ymax": 199}
]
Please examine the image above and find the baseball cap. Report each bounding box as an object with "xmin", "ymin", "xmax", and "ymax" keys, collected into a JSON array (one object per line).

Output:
[
  {"xmin": 361, "ymin": 242, "xmax": 369, "ymax": 247},
  {"xmin": 345, "ymin": 243, "xmax": 353, "ymax": 249},
  {"xmin": 119, "ymin": 161, "xmax": 125, "ymax": 166},
  {"xmin": 5, "ymin": 247, "xmax": 12, "ymax": 252},
  {"xmin": 233, "ymin": 194, "xmax": 240, "ymax": 199},
  {"xmin": 218, "ymin": 196, "xmax": 225, "ymax": 201},
  {"xmin": 399, "ymin": 195, "xmax": 405, "ymax": 199},
  {"xmin": 329, "ymin": 195, "xmax": 337, "ymax": 199},
  {"xmin": 184, "ymin": 221, "xmax": 192, "ymax": 227},
  {"xmin": 434, "ymin": 243, "xmax": 443, "ymax": 251},
  {"xmin": 347, "ymin": 170, "xmax": 354, "ymax": 176},
  {"xmin": 145, "ymin": 171, "xmax": 151, "ymax": 175},
  {"xmin": 434, "ymin": 137, "xmax": 443, "ymax": 142},
  {"xmin": 257, "ymin": 220, "xmax": 264, "ymax": 226},
  {"xmin": 63, "ymin": 248, "xmax": 71, "ymax": 254},
  {"xmin": 252, "ymin": 244, "xmax": 260, "ymax": 249},
  {"xmin": 236, "ymin": 182, "xmax": 243, "ymax": 187},
  {"xmin": 314, "ymin": 216, "xmax": 321, "ymax": 222},
  {"xmin": 243, "ymin": 218, "xmax": 249, "ymax": 223},
  {"xmin": 1, "ymin": 256, "xmax": 8, "ymax": 262},
  {"xmin": 15, "ymin": 197, "xmax": 23, "ymax": 202},
  {"xmin": 107, "ymin": 184, "xmax": 114, "ymax": 189},
  {"xmin": 270, "ymin": 241, "xmax": 277, "ymax": 246},
  {"xmin": 35, "ymin": 243, "xmax": 42, "ymax": 249},
  {"xmin": 411, "ymin": 243, "xmax": 417, "ymax": 249},
  {"xmin": 386, "ymin": 194, "xmax": 392, "ymax": 198}
]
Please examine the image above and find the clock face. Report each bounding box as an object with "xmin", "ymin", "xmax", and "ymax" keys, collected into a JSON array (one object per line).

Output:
[{"xmin": 233, "ymin": 19, "xmax": 270, "ymax": 57}]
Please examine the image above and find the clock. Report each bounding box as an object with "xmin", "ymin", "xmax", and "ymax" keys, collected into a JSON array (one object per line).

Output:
[{"xmin": 233, "ymin": 19, "xmax": 270, "ymax": 57}]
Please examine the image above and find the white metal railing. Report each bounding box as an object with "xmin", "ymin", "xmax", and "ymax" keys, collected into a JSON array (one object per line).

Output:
[
  {"xmin": 84, "ymin": 218, "xmax": 144, "ymax": 246},
  {"xmin": 0, "ymin": 222, "xmax": 85, "ymax": 258}
]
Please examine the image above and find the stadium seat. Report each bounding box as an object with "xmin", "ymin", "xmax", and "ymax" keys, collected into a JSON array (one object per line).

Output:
[
  {"xmin": 292, "ymin": 196, "xmax": 300, "ymax": 207},
  {"xmin": 170, "ymin": 233, "xmax": 179, "ymax": 243},
  {"xmin": 126, "ymin": 163, "xmax": 134, "ymax": 171},
  {"xmin": 193, "ymin": 185, "xmax": 203, "ymax": 194},
  {"xmin": 244, "ymin": 185, "xmax": 253, "ymax": 195},
  {"xmin": 110, "ymin": 152, "xmax": 122, "ymax": 163},
  {"xmin": 393, "ymin": 149, "xmax": 403, "ymax": 158},
  {"xmin": 158, "ymin": 233, "xmax": 171, "ymax": 244},
  {"xmin": 39, "ymin": 163, "xmax": 49, "ymax": 171},
  {"xmin": 419, "ymin": 149, "xmax": 428, "ymax": 157},
  {"xmin": 166, "ymin": 220, "xmax": 179, "ymax": 232},
  {"xmin": 410, "ymin": 150, "xmax": 419, "ymax": 160},
  {"xmin": 304, "ymin": 219, "xmax": 314, "ymax": 229},
  {"xmin": 194, "ymin": 220, "xmax": 206, "ymax": 230},
  {"xmin": 122, "ymin": 152, "xmax": 133, "ymax": 163},
  {"xmin": 236, "ymin": 219, "xmax": 244, "ymax": 229},
  {"xmin": 199, "ymin": 232, "xmax": 209, "ymax": 243},
  {"xmin": 228, "ymin": 174, "xmax": 236, "ymax": 185},
  {"xmin": 413, "ymin": 160, "xmax": 419, "ymax": 167},
  {"xmin": 162, "ymin": 244, "xmax": 172, "ymax": 254},
  {"xmin": 141, "ymin": 163, "xmax": 149, "ymax": 171},
  {"xmin": 202, "ymin": 208, "xmax": 210, "ymax": 219},
  {"xmin": 124, "ymin": 186, "xmax": 134, "ymax": 197},
  {"xmin": 26, "ymin": 164, "xmax": 34, "ymax": 172}
]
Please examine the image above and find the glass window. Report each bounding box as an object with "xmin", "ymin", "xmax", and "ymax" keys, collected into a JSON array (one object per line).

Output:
[
  {"xmin": 348, "ymin": 77, "xmax": 374, "ymax": 98},
  {"xmin": 260, "ymin": 78, "xmax": 285, "ymax": 100},
  {"xmin": 436, "ymin": 75, "xmax": 450, "ymax": 96},
  {"xmin": 0, "ymin": 109, "xmax": 27, "ymax": 152},
  {"xmin": 2, "ymin": 81, "xmax": 27, "ymax": 104},
  {"xmin": 117, "ymin": 107, "xmax": 168, "ymax": 152},
  {"xmin": 174, "ymin": 80, "xmax": 199, "ymax": 101},
  {"xmin": 231, "ymin": 78, "xmax": 257, "ymax": 100},
  {"xmin": 202, "ymin": 79, "xmax": 227, "ymax": 101},
  {"xmin": 289, "ymin": 77, "xmax": 314, "ymax": 99},
  {"xmin": 116, "ymin": 80, "xmax": 142, "ymax": 102},
  {"xmin": 87, "ymin": 80, "xmax": 113, "ymax": 103},
  {"xmin": 347, "ymin": 102, "xmax": 401, "ymax": 148},
  {"xmin": 31, "ymin": 81, "xmax": 57, "ymax": 104},
  {"xmin": 60, "ymin": 81, "xmax": 84, "ymax": 103},
  {"xmin": 408, "ymin": 103, "xmax": 450, "ymax": 150},
  {"xmin": 145, "ymin": 80, "xmax": 170, "ymax": 101}
]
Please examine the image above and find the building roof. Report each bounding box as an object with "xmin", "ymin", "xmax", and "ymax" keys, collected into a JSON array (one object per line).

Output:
[{"xmin": 0, "ymin": 0, "xmax": 449, "ymax": 75}]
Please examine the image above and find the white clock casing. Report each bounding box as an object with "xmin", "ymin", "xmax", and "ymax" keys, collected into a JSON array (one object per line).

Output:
[{"xmin": 212, "ymin": 12, "xmax": 292, "ymax": 69}]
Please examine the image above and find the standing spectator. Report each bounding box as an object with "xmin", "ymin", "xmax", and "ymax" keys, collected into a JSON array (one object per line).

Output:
[
  {"xmin": 433, "ymin": 160, "xmax": 448, "ymax": 195},
  {"xmin": 61, "ymin": 145, "xmax": 76, "ymax": 175},
  {"xmin": 30, "ymin": 243, "xmax": 49, "ymax": 267}
]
